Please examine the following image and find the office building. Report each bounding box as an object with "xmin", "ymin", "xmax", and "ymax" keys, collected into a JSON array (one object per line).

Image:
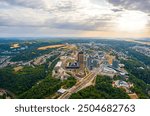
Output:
[{"xmin": 78, "ymin": 51, "xmax": 84, "ymax": 70}]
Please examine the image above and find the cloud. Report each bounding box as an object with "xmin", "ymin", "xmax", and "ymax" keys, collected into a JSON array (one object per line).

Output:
[
  {"xmin": 0, "ymin": 26, "xmax": 83, "ymax": 37},
  {"xmin": 108, "ymin": 0, "xmax": 150, "ymax": 31},
  {"xmin": 0, "ymin": 0, "xmax": 49, "ymax": 9},
  {"xmin": 0, "ymin": 0, "xmax": 114, "ymax": 31},
  {"xmin": 0, "ymin": 7, "xmax": 52, "ymax": 27},
  {"xmin": 108, "ymin": 0, "xmax": 150, "ymax": 14},
  {"xmin": 49, "ymin": 20, "xmax": 105, "ymax": 31},
  {"xmin": 111, "ymin": 8, "xmax": 123, "ymax": 12},
  {"xmin": 0, "ymin": 0, "xmax": 149, "ymax": 37},
  {"xmin": 0, "ymin": 0, "xmax": 77, "ymax": 12}
]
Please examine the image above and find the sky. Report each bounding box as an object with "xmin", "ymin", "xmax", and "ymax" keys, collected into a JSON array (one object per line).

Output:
[{"xmin": 0, "ymin": 0, "xmax": 150, "ymax": 39}]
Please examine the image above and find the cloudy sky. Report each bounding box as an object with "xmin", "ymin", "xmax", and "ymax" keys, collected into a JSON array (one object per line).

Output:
[{"xmin": 0, "ymin": 0, "xmax": 150, "ymax": 38}]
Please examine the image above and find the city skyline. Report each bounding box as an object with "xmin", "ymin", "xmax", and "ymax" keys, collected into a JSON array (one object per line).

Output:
[{"xmin": 0, "ymin": 0, "xmax": 150, "ymax": 39}]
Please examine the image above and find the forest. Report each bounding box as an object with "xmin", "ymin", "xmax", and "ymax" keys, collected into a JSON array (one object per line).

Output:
[{"xmin": 121, "ymin": 59, "xmax": 150, "ymax": 84}]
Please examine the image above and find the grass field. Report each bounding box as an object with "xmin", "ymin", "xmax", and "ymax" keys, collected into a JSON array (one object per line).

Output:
[{"xmin": 38, "ymin": 44, "xmax": 65, "ymax": 50}]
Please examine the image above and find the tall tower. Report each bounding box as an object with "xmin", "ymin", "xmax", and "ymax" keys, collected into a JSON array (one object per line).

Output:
[{"xmin": 78, "ymin": 51, "xmax": 84, "ymax": 70}]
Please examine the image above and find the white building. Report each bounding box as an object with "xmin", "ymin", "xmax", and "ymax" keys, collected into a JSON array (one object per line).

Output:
[
  {"xmin": 55, "ymin": 61, "xmax": 62, "ymax": 68},
  {"xmin": 103, "ymin": 67, "xmax": 117, "ymax": 74},
  {"xmin": 114, "ymin": 80, "xmax": 130, "ymax": 88},
  {"xmin": 57, "ymin": 89, "xmax": 66, "ymax": 94}
]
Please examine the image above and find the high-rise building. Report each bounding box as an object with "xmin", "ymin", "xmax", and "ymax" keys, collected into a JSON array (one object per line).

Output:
[
  {"xmin": 87, "ymin": 56, "xmax": 99, "ymax": 70},
  {"xmin": 87, "ymin": 56, "xmax": 93, "ymax": 70},
  {"xmin": 112, "ymin": 60, "xmax": 119, "ymax": 69},
  {"xmin": 93, "ymin": 60, "xmax": 98, "ymax": 68},
  {"xmin": 78, "ymin": 51, "xmax": 84, "ymax": 70}
]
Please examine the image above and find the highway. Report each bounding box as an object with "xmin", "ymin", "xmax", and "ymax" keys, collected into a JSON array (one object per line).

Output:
[{"xmin": 58, "ymin": 70, "xmax": 98, "ymax": 99}]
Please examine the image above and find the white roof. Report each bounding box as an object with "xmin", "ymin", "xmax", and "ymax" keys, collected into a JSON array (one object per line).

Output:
[
  {"xmin": 115, "ymin": 80, "xmax": 129, "ymax": 88},
  {"xmin": 57, "ymin": 89, "xmax": 66, "ymax": 94},
  {"xmin": 55, "ymin": 61, "xmax": 62, "ymax": 67},
  {"xmin": 104, "ymin": 67, "xmax": 117, "ymax": 73}
]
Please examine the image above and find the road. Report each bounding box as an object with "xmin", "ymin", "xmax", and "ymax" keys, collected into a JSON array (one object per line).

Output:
[{"xmin": 58, "ymin": 69, "xmax": 99, "ymax": 99}]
